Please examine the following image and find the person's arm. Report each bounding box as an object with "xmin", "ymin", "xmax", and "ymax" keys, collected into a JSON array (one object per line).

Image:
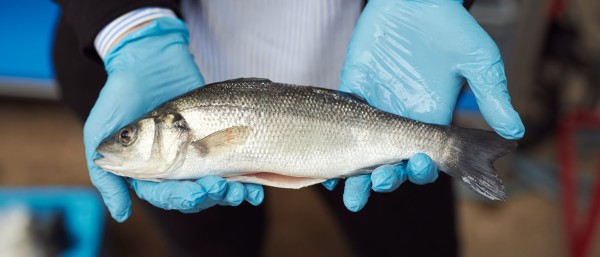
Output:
[
  {"xmin": 464, "ymin": 0, "xmax": 476, "ymax": 9},
  {"xmin": 53, "ymin": 0, "xmax": 181, "ymax": 59}
]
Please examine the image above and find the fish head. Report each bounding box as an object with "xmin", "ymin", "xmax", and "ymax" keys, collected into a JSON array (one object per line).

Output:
[{"xmin": 94, "ymin": 112, "xmax": 191, "ymax": 179}]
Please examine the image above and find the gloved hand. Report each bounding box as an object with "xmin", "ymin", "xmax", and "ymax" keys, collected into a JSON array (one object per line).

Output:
[
  {"xmin": 324, "ymin": 0, "xmax": 525, "ymax": 211},
  {"xmin": 84, "ymin": 17, "xmax": 264, "ymax": 222}
]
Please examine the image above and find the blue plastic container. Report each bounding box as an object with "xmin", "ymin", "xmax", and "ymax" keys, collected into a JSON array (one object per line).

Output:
[{"xmin": 0, "ymin": 187, "xmax": 104, "ymax": 257}]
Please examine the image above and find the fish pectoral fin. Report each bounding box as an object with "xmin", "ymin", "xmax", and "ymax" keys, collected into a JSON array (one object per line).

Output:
[
  {"xmin": 191, "ymin": 126, "xmax": 252, "ymax": 157},
  {"xmin": 226, "ymin": 173, "xmax": 326, "ymax": 189}
]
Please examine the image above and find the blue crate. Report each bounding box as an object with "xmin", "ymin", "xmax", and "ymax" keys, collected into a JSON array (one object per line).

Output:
[
  {"xmin": 0, "ymin": 1, "xmax": 59, "ymax": 79},
  {"xmin": 0, "ymin": 187, "xmax": 104, "ymax": 257}
]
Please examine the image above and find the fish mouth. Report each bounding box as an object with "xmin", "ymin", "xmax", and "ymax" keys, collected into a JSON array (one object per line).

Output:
[
  {"xmin": 93, "ymin": 153, "xmax": 124, "ymax": 171},
  {"xmin": 93, "ymin": 156, "xmax": 130, "ymax": 178},
  {"xmin": 93, "ymin": 156, "xmax": 113, "ymax": 168},
  {"xmin": 94, "ymin": 145, "xmax": 122, "ymax": 167}
]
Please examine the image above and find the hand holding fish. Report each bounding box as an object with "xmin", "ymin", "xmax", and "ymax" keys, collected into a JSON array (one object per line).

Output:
[
  {"xmin": 83, "ymin": 17, "xmax": 263, "ymax": 222},
  {"xmin": 332, "ymin": 0, "xmax": 526, "ymax": 211}
]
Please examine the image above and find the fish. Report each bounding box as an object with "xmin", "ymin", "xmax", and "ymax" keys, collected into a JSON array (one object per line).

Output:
[{"xmin": 94, "ymin": 78, "xmax": 517, "ymax": 200}]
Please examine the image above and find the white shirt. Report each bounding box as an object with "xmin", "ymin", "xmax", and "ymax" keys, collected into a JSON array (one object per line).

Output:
[{"xmin": 95, "ymin": 0, "xmax": 364, "ymax": 89}]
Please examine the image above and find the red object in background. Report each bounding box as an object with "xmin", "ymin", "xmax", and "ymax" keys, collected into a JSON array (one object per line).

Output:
[
  {"xmin": 558, "ymin": 111, "xmax": 600, "ymax": 257},
  {"xmin": 548, "ymin": 0, "xmax": 566, "ymax": 20}
]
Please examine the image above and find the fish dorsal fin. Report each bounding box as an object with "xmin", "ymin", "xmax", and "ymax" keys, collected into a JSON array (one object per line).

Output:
[
  {"xmin": 222, "ymin": 77, "xmax": 272, "ymax": 84},
  {"xmin": 191, "ymin": 126, "xmax": 252, "ymax": 157},
  {"xmin": 334, "ymin": 91, "xmax": 368, "ymax": 104},
  {"xmin": 304, "ymin": 86, "xmax": 369, "ymax": 104}
]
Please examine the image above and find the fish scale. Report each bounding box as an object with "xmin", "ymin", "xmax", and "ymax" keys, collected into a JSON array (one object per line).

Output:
[{"xmin": 167, "ymin": 80, "xmax": 433, "ymax": 178}]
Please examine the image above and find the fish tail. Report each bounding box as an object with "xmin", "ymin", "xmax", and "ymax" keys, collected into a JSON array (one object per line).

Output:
[{"xmin": 441, "ymin": 126, "xmax": 517, "ymax": 201}]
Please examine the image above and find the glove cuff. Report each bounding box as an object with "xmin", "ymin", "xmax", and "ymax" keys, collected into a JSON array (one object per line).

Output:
[
  {"xmin": 95, "ymin": 8, "xmax": 178, "ymax": 59},
  {"xmin": 103, "ymin": 17, "xmax": 191, "ymax": 66}
]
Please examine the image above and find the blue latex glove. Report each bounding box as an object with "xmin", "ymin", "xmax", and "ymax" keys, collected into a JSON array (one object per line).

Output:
[
  {"xmin": 325, "ymin": 0, "xmax": 525, "ymax": 212},
  {"xmin": 83, "ymin": 17, "xmax": 264, "ymax": 222}
]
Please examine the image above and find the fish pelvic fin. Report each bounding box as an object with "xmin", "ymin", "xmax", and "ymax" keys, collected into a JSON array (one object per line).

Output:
[{"xmin": 442, "ymin": 126, "xmax": 517, "ymax": 201}]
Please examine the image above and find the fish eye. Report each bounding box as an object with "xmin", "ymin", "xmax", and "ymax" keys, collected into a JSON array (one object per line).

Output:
[{"xmin": 117, "ymin": 126, "xmax": 136, "ymax": 146}]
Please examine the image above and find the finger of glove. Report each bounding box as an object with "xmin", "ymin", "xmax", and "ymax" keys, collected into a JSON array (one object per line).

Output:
[
  {"xmin": 371, "ymin": 164, "xmax": 408, "ymax": 193},
  {"xmin": 245, "ymin": 184, "xmax": 265, "ymax": 206},
  {"xmin": 196, "ymin": 176, "xmax": 227, "ymax": 201},
  {"xmin": 461, "ymin": 58, "xmax": 524, "ymax": 140},
  {"xmin": 322, "ymin": 179, "xmax": 339, "ymax": 191},
  {"xmin": 130, "ymin": 179, "xmax": 207, "ymax": 211},
  {"xmin": 343, "ymin": 174, "xmax": 372, "ymax": 212},
  {"xmin": 180, "ymin": 176, "xmax": 229, "ymax": 212},
  {"xmin": 220, "ymin": 182, "xmax": 246, "ymax": 206},
  {"xmin": 89, "ymin": 166, "xmax": 131, "ymax": 222},
  {"xmin": 83, "ymin": 84, "xmax": 143, "ymax": 222},
  {"xmin": 406, "ymin": 153, "xmax": 438, "ymax": 185}
]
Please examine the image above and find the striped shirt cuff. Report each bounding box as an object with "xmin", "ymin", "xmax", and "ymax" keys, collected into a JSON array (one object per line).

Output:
[{"xmin": 94, "ymin": 7, "xmax": 176, "ymax": 59}]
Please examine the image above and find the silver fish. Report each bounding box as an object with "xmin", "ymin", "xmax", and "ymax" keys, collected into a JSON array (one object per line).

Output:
[{"xmin": 95, "ymin": 78, "xmax": 516, "ymax": 200}]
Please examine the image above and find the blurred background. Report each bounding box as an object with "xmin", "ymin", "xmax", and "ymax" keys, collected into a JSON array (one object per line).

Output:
[{"xmin": 1, "ymin": 0, "xmax": 600, "ymax": 256}]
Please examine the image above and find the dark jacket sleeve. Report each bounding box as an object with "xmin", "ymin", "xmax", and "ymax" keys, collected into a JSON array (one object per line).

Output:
[
  {"xmin": 464, "ymin": 0, "xmax": 476, "ymax": 9},
  {"xmin": 53, "ymin": 0, "xmax": 179, "ymax": 118},
  {"xmin": 53, "ymin": 0, "xmax": 181, "ymax": 59}
]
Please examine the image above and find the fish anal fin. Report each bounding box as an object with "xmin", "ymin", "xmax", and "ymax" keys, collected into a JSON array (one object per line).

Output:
[
  {"xmin": 192, "ymin": 126, "xmax": 251, "ymax": 157},
  {"xmin": 348, "ymin": 162, "xmax": 405, "ymax": 176}
]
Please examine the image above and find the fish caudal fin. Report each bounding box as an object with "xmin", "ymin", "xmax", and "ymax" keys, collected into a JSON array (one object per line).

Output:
[{"xmin": 442, "ymin": 126, "xmax": 517, "ymax": 201}]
